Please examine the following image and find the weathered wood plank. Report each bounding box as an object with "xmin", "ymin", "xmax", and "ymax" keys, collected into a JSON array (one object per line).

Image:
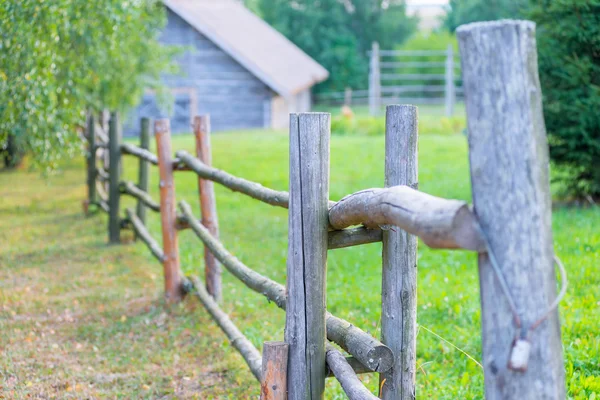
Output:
[
  {"xmin": 326, "ymin": 345, "xmax": 379, "ymax": 400},
  {"xmin": 285, "ymin": 113, "xmax": 330, "ymax": 400},
  {"xmin": 125, "ymin": 208, "xmax": 164, "ymax": 262},
  {"xmin": 155, "ymin": 119, "xmax": 183, "ymax": 303},
  {"xmin": 189, "ymin": 276, "xmax": 262, "ymax": 381},
  {"xmin": 458, "ymin": 20, "xmax": 565, "ymax": 399},
  {"xmin": 136, "ymin": 118, "xmax": 151, "ymax": 232},
  {"xmin": 194, "ymin": 115, "xmax": 222, "ymax": 302},
  {"xmin": 380, "ymin": 105, "xmax": 418, "ymax": 400},
  {"xmin": 261, "ymin": 342, "xmax": 289, "ymax": 400},
  {"xmin": 327, "ymin": 227, "xmax": 382, "ymax": 250},
  {"xmin": 179, "ymin": 200, "xmax": 393, "ymax": 374},
  {"xmin": 328, "ymin": 186, "xmax": 485, "ymax": 251},
  {"xmin": 108, "ymin": 112, "xmax": 121, "ymax": 244}
]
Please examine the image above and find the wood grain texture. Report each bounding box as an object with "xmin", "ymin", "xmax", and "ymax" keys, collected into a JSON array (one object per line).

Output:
[
  {"xmin": 108, "ymin": 112, "xmax": 121, "ymax": 244},
  {"xmin": 179, "ymin": 200, "xmax": 393, "ymax": 375},
  {"xmin": 136, "ymin": 118, "xmax": 151, "ymax": 232},
  {"xmin": 326, "ymin": 356, "xmax": 371, "ymax": 378},
  {"xmin": 326, "ymin": 345, "xmax": 379, "ymax": 400},
  {"xmin": 458, "ymin": 20, "xmax": 564, "ymax": 399},
  {"xmin": 329, "ymin": 185, "xmax": 485, "ymax": 251},
  {"xmin": 126, "ymin": 208, "xmax": 164, "ymax": 262},
  {"xmin": 155, "ymin": 119, "xmax": 183, "ymax": 303},
  {"xmin": 327, "ymin": 227, "xmax": 382, "ymax": 250},
  {"xmin": 261, "ymin": 342, "xmax": 289, "ymax": 400},
  {"xmin": 194, "ymin": 115, "xmax": 222, "ymax": 302},
  {"xmin": 189, "ymin": 276, "xmax": 262, "ymax": 380},
  {"xmin": 285, "ymin": 113, "xmax": 330, "ymax": 400},
  {"xmin": 379, "ymin": 105, "xmax": 418, "ymax": 400}
]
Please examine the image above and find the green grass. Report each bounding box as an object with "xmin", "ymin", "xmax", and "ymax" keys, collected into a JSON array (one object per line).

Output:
[{"xmin": 1, "ymin": 127, "xmax": 599, "ymax": 398}]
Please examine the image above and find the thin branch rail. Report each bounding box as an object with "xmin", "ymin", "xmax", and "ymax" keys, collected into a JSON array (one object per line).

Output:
[
  {"xmin": 178, "ymin": 201, "xmax": 393, "ymax": 373},
  {"xmin": 329, "ymin": 185, "xmax": 485, "ymax": 251},
  {"xmin": 120, "ymin": 143, "xmax": 159, "ymax": 165},
  {"xmin": 328, "ymin": 227, "xmax": 382, "ymax": 250},
  {"xmin": 326, "ymin": 345, "xmax": 379, "ymax": 400},
  {"xmin": 126, "ymin": 208, "xmax": 164, "ymax": 262},
  {"xmin": 120, "ymin": 181, "xmax": 160, "ymax": 212},
  {"xmin": 97, "ymin": 167, "xmax": 109, "ymax": 182},
  {"xmin": 189, "ymin": 276, "xmax": 262, "ymax": 380}
]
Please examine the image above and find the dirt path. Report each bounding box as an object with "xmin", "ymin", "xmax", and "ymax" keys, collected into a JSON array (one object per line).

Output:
[{"xmin": 0, "ymin": 166, "xmax": 255, "ymax": 399}]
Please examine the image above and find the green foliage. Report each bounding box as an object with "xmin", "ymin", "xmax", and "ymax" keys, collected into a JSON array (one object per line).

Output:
[
  {"xmin": 256, "ymin": 0, "xmax": 417, "ymax": 93},
  {"xmin": 0, "ymin": 0, "xmax": 177, "ymax": 171},
  {"xmin": 528, "ymin": 0, "xmax": 600, "ymax": 198},
  {"xmin": 443, "ymin": 0, "xmax": 528, "ymax": 32}
]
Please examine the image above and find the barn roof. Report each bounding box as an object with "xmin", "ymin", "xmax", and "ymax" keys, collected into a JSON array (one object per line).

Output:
[{"xmin": 163, "ymin": 0, "xmax": 329, "ymax": 97}]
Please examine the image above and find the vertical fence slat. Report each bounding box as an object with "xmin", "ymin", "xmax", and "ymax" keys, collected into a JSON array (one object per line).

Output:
[
  {"xmin": 108, "ymin": 111, "xmax": 121, "ymax": 243},
  {"xmin": 369, "ymin": 42, "xmax": 381, "ymax": 116},
  {"xmin": 458, "ymin": 20, "xmax": 565, "ymax": 399},
  {"xmin": 135, "ymin": 118, "xmax": 151, "ymax": 234},
  {"xmin": 445, "ymin": 44, "xmax": 456, "ymax": 117},
  {"xmin": 194, "ymin": 115, "xmax": 221, "ymax": 302},
  {"xmin": 86, "ymin": 112, "xmax": 97, "ymax": 211},
  {"xmin": 155, "ymin": 119, "xmax": 183, "ymax": 302},
  {"xmin": 101, "ymin": 109, "xmax": 110, "ymax": 193},
  {"xmin": 261, "ymin": 341, "xmax": 289, "ymax": 400},
  {"xmin": 285, "ymin": 113, "xmax": 330, "ymax": 400},
  {"xmin": 380, "ymin": 105, "xmax": 418, "ymax": 400}
]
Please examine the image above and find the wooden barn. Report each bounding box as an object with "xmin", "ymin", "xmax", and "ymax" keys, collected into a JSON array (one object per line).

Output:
[{"xmin": 125, "ymin": 0, "xmax": 329, "ymax": 136}]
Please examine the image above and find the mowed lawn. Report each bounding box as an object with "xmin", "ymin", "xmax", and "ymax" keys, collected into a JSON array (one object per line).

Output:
[{"xmin": 1, "ymin": 127, "xmax": 599, "ymax": 398}]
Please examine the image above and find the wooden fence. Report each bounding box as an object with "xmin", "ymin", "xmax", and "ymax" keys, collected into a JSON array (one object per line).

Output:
[{"xmin": 83, "ymin": 21, "xmax": 565, "ymax": 399}]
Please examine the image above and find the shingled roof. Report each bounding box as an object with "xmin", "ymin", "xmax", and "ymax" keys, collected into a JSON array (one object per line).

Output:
[{"xmin": 163, "ymin": 0, "xmax": 329, "ymax": 97}]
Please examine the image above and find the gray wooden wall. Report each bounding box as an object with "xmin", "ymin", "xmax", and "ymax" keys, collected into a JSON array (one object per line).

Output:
[{"xmin": 125, "ymin": 9, "xmax": 274, "ymax": 136}]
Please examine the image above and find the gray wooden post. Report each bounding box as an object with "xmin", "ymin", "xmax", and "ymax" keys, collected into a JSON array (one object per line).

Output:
[
  {"xmin": 445, "ymin": 44, "xmax": 456, "ymax": 117},
  {"xmin": 379, "ymin": 105, "xmax": 418, "ymax": 400},
  {"xmin": 369, "ymin": 42, "xmax": 381, "ymax": 116},
  {"xmin": 108, "ymin": 111, "xmax": 121, "ymax": 244},
  {"xmin": 285, "ymin": 113, "xmax": 330, "ymax": 400},
  {"xmin": 458, "ymin": 20, "xmax": 565, "ymax": 399},
  {"xmin": 135, "ymin": 118, "xmax": 151, "ymax": 232},
  {"xmin": 86, "ymin": 112, "xmax": 97, "ymax": 210}
]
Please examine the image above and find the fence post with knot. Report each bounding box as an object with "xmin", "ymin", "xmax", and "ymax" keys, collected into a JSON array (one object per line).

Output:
[{"xmin": 458, "ymin": 20, "xmax": 565, "ymax": 399}]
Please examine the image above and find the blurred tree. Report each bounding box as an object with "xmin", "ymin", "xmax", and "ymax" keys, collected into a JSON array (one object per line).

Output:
[
  {"xmin": 529, "ymin": 0, "xmax": 600, "ymax": 198},
  {"xmin": 443, "ymin": 0, "xmax": 527, "ymax": 32},
  {"xmin": 0, "ymin": 0, "xmax": 177, "ymax": 170},
  {"xmin": 257, "ymin": 0, "xmax": 417, "ymax": 93}
]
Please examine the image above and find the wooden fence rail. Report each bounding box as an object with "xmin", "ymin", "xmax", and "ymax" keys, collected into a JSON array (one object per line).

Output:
[{"xmin": 82, "ymin": 19, "xmax": 565, "ymax": 399}]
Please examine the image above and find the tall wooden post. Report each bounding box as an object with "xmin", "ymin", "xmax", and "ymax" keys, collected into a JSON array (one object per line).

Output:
[
  {"xmin": 101, "ymin": 109, "xmax": 110, "ymax": 193},
  {"xmin": 108, "ymin": 111, "xmax": 121, "ymax": 244},
  {"xmin": 285, "ymin": 113, "xmax": 330, "ymax": 400},
  {"xmin": 458, "ymin": 20, "xmax": 565, "ymax": 399},
  {"xmin": 369, "ymin": 42, "xmax": 381, "ymax": 116},
  {"xmin": 380, "ymin": 105, "xmax": 418, "ymax": 400},
  {"xmin": 136, "ymin": 118, "xmax": 151, "ymax": 233},
  {"xmin": 155, "ymin": 119, "xmax": 183, "ymax": 302},
  {"xmin": 86, "ymin": 112, "xmax": 97, "ymax": 210},
  {"xmin": 193, "ymin": 115, "xmax": 221, "ymax": 302},
  {"xmin": 444, "ymin": 44, "xmax": 456, "ymax": 117},
  {"xmin": 261, "ymin": 341, "xmax": 289, "ymax": 400}
]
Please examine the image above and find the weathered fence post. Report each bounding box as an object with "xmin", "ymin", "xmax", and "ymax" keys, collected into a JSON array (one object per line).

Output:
[
  {"xmin": 261, "ymin": 341, "xmax": 289, "ymax": 400},
  {"xmin": 86, "ymin": 112, "xmax": 97, "ymax": 211},
  {"xmin": 369, "ymin": 42, "xmax": 381, "ymax": 116},
  {"xmin": 458, "ymin": 20, "xmax": 565, "ymax": 399},
  {"xmin": 135, "ymin": 118, "xmax": 151, "ymax": 234},
  {"xmin": 193, "ymin": 115, "xmax": 221, "ymax": 302},
  {"xmin": 285, "ymin": 113, "xmax": 330, "ymax": 400},
  {"xmin": 380, "ymin": 105, "xmax": 418, "ymax": 400},
  {"xmin": 444, "ymin": 44, "xmax": 456, "ymax": 117},
  {"xmin": 101, "ymin": 109, "xmax": 111, "ymax": 193},
  {"xmin": 155, "ymin": 119, "xmax": 183, "ymax": 302},
  {"xmin": 108, "ymin": 111, "xmax": 121, "ymax": 243}
]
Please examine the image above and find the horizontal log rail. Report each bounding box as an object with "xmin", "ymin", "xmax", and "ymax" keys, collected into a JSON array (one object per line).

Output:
[
  {"xmin": 326, "ymin": 356, "xmax": 371, "ymax": 378},
  {"xmin": 97, "ymin": 167, "xmax": 109, "ymax": 182},
  {"xmin": 120, "ymin": 143, "xmax": 159, "ymax": 165},
  {"xmin": 176, "ymin": 151, "xmax": 289, "ymax": 208},
  {"xmin": 125, "ymin": 208, "xmax": 164, "ymax": 262},
  {"xmin": 95, "ymin": 143, "xmax": 108, "ymax": 150},
  {"xmin": 98, "ymin": 199, "xmax": 110, "ymax": 214},
  {"xmin": 326, "ymin": 345, "xmax": 379, "ymax": 400},
  {"xmin": 95, "ymin": 124, "xmax": 108, "ymax": 143},
  {"xmin": 120, "ymin": 181, "xmax": 160, "ymax": 212},
  {"xmin": 178, "ymin": 200, "xmax": 393, "ymax": 373},
  {"xmin": 328, "ymin": 227, "xmax": 382, "ymax": 250},
  {"xmin": 189, "ymin": 276, "xmax": 262, "ymax": 380},
  {"xmin": 329, "ymin": 185, "xmax": 485, "ymax": 252}
]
